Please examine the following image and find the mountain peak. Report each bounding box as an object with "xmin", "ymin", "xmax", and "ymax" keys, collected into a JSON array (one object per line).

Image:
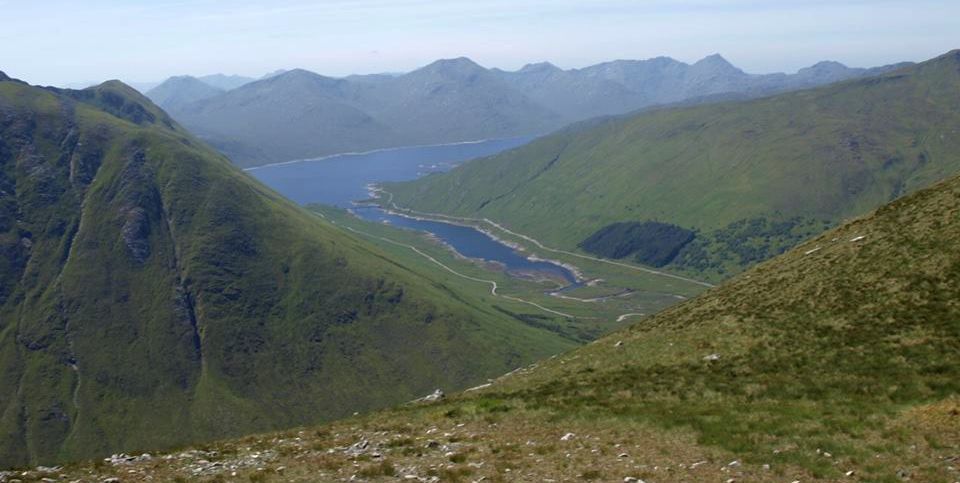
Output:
[
  {"xmin": 437, "ymin": 56, "xmax": 481, "ymax": 67},
  {"xmin": 810, "ymin": 60, "xmax": 848, "ymax": 69},
  {"xmin": 796, "ymin": 60, "xmax": 852, "ymax": 77},
  {"xmin": 691, "ymin": 53, "xmax": 744, "ymax": 76},
  {"xmin": 418, "ymin": 57, "xmax": 486, "ymax": 77},
  {"xmin": 0, "ymin": 70, "xmax": 9, "ymax": 82},
  {"xmin": 279, "ymin": 68, "xmax": 322, "ymax": 78},
  {"xmin": 95, "ymin": 79, "xmax": 144, "ymax": 94},
  {"xmin": 268, "ymin": 68, "xmax": 339, "ymax": 85},
  {"xmin": 694, "ymin": 53, "xmax": 733, "ymax": 67},
  {"xmin": 145, "ymin": 75, "xmax": 225, "ymax": 112},
  {"xmin": 519, "ymin": 62, "xmax": 562, "ymax": 74},
  {"xmin": 158, "ymin": 75, "xmax": 208, "ymax": 87},
  {"xmin": 66, "ymin": 79, "xmax": 177, "ymax": 128},
  {"xmin": 246, "ymin": 68, "xmax": 345, "ymax": 95}
]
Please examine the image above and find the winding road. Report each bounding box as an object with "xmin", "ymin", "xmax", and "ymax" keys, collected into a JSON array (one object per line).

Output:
[
  {"xmin": 378, "ymin": 189, "xmax": 714, "ymax": 288},
  {"xmin": 315, "ymin": 211, "xmax": 577, "ymax": 318}
]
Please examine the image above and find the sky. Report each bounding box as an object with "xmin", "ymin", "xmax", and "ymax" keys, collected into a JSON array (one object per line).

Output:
[{"xmin": 1, "ymin": 0, "xmax": 958, "ymax": 87}]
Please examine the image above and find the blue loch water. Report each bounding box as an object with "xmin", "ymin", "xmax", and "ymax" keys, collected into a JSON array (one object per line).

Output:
[{"xmin": 248, "ymin": 138, "xmax": 578, "ymax": 285}]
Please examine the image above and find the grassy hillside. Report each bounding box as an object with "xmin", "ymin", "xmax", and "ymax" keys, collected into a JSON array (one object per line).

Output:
[
  {"xmin": 389, "ymin": 50, "xmax": 960, "ymax": 281},
  {"xmin": 0, "ymin": 74, "xmax": 579, "ymax": 467},
  {"xmin": 40, "ymin": 118, "xmax": 960, "ymax": 483}
]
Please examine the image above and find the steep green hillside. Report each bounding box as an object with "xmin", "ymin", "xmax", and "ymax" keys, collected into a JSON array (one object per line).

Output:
[
  {"xmin": 0, "ymin": 74, "xmax": 577, "ymax": 467},
  {"xmin": 389, "ymin": 50, "xmax": 960, "ymax": 281},
  {"xmin": 44, "ymin": 125, "xmax": 960, "ymax": 482}
]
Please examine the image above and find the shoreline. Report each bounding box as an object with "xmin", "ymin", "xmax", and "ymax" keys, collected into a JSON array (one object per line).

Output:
[
  {"xmin": 242, "ymin": 137, "xmax": 529, "ymax": 172},
  {"xmin": 364, "ymin": 202, "xmax": 589, "ymax": 286},
  {"xmin": 355, "ymin": 186, "xmax": 588, "ymax": 289},
  {"xmin": 374, "ymin": 187, "xmax": 714, "ymax": 289}
]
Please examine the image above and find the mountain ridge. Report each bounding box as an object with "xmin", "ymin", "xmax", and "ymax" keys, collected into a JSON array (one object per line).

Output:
[
  {"xmin": 196, "ymin": 73, "xmax": 255, "ymax": 91},
  {"xmin": 160, "ymin": 53, "xmax": 914, "ymax": 167}
]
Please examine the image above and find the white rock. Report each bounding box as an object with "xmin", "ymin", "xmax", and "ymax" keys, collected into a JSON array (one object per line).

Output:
[
  {"xmin": 560, "ymin": 432, "xmax": 575, "ymax": 441},
  {"xmin": 420, "ymin": 389, "xmax": 445, "ymax": 402},
  {"xmin": 703, "ymin": 353, "xmax": 721, "ymax": 361}
]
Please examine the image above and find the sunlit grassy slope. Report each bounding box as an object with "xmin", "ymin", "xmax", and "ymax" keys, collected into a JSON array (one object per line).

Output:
[
  {"xmin": 388, "ymin": 50, "xmax": 960, "ymax": 281},
  {"xmin": 43, "ymin": 119, "xmax": 960, "ymax": 483},
  {"xmin": 0, "ymin": 75, "xmax": 580, "ymax": 467}
]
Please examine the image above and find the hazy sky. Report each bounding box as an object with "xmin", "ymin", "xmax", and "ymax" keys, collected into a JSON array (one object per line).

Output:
[{"xmin": 2, "ymin": 0, "xmax": 958, "ymax": 86}]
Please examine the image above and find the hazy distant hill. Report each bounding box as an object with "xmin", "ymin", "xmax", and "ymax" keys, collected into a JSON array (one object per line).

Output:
[
  {"xmin": 0, "ymin": 73, "xmax": 575, "ymax": 467},
  {"xmin": 172, "ymin": 69, "xmax": 408, "ymax": 165},
  {"xmin": 196, "ymin": 73, "xmax": 255, "ymax": 90},
  {"xmin": 166, "ymin": 54, "xmax": 911, "ymax": 167},
  {"xmin": 497, "ymin": 54, "xmax": 911, "ymax": 119},
  {"xmin": 145, "ymin": 75, "xmax": 225, "ymax": 111},
  {"xmin": 145, "ymin": 74, "xmax": 261, "ymax": 111},
  {"xmin": 388, "ymin": 50, "xmax": 960, "ymax": 281}
]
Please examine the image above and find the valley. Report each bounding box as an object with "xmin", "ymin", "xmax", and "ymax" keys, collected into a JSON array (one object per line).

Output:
[
  {"xmin": 3, "ymin": 2, "xmax": 959, "ymax": 478},
  {"xmin": 30, "ymin": 110, "xmax": 960, "ymax": 483},
  {"xmin": 246, "ymin": 140, "xmax": 708, "ymax": 338}
]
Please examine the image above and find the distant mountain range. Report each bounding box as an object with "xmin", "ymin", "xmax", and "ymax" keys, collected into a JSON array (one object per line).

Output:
[
  {"xmin": 387, "ymin": 50, "xmax": 960, "ymax": 282},
  {"xmin": 145, "ymin": 55, "xmax": 911, "ymax": 167}
]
